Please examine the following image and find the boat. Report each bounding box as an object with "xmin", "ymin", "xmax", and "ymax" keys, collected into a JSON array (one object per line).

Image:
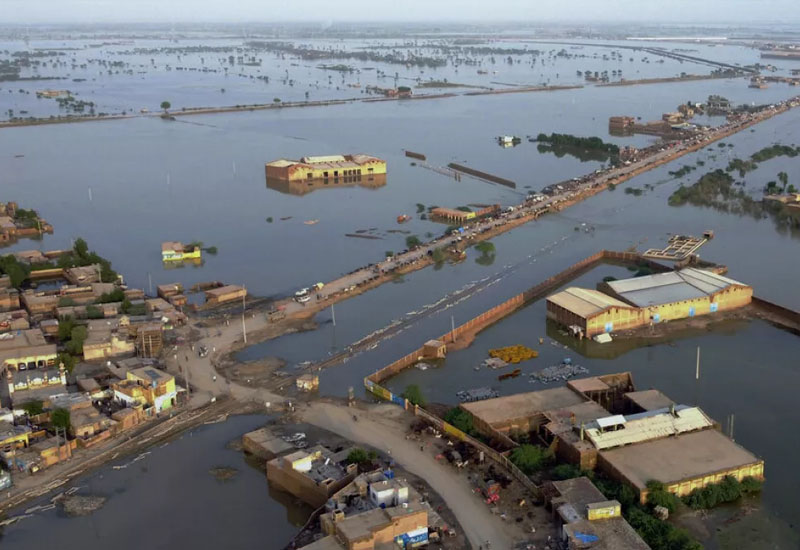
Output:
[
  {"xmin": 397, "ymin": 215, "xmax": 411, "ymax": 223},
  {"xmin": 304, "ymin": 219, "xmax": 319, "ymax": 225},
  {"xmin": 498, "ymin": 368, "xmax": 522, "ymax": 381}
]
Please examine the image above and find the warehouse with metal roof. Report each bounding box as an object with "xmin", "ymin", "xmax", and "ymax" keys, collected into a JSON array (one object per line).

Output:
[
  {"xmin": 546, "ymin": 287, "xmax": 645, "ymax": 338},
  {"xmin": 597, "ymin": 267, "xmax": 752, "ymax": 325}
]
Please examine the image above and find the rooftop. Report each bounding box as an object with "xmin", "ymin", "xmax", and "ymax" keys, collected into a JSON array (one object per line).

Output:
[
  {"xmin": 461, "ymin": 387, "xmax": 586, "ymax": 427},
  {"xmin": 548, "ymin": 478, "xmax": 651, "ymax": 550},
  {"xmin": 0, "ymin": 329, "xmax": 47, "ymax": 350},
  {"xmin": 335, "ymin": 506, "xmax": 424, "ymax": 544},
  {"xmin": 205, "ymin": 285, "xmax": 245, "ymax": 297},
  {"xmin": 605, "ymin": 268, "xmax": 748, "ymax": 308},
  {"xmin": 129, "ymin": 366, "xmax": 173, "ymax": 386},
  {"xmin": 299, "ymin": 536, "xmax": 343, "ymax": 550},
  {"xmin": 599, "ymin": 429, "xmax": 762, "ymax": 490},
  {"xmin": 625, "ymin": 389, "xmax": 675, "ymax": 412},
  {"xmin": 547, "ymin": 287, "xmax": 635, "ymax": 319},
  {"xmin": 585, "ymin": 406, "xmax": 714, "ymax": 450}
]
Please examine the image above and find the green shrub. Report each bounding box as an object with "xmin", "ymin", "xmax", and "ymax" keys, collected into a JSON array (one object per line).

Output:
[
  {"xmin": 22, "ymin": 400, "xmax": 44, "ymax": 416},
  {"xmin": 86, "ymin": 305, "xmax": 104, "ymax": 319},
  {"xmin": 509, "ymin": 444, "xmax": 553, "ymax": 475},
  {"xmin": 346, "ymin": 448, "xmax": 370, "ymax": 464},
  {"xmin": 646, "ymin": 480, "xmax": 680, "ymax": 513},
  {"xmin": 401, "ymin": 384, "xmax": 425, "ymax": 406},
  {"xmin": 444, "ymin": 407, "xmax": 475, "ymax": 436}
]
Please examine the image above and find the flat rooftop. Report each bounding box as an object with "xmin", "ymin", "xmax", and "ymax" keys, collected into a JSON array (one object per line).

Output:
[
  {"xmin": 0, "ymin": 329, "xmax": 47, "ymax": 350},
  {"xmin": 299, "ymin": 535, "xmax": 343, "ymax": 550},
  {"xmin": 335, "ymin": 506, "xmax": 423, "ymax": 544},
  {"xmin": 205, "ymin": 285, "xmax": 245, "ymax": 297},
  {"xmin": 461, "ymin": 387, "xmax": 586, "ymax": 427},
  {"xmin": 605, "ymin": 267, "xmax": 748, "ymax": 307},
  {"xmin": 625, "ymin": 389, "xmax": 675, "ymax": 412},
  {"xmin": 549, "ymin": 478, "xmax": 650, "ymax": 550},
  {"xmin": 547, "ymin": 287, "xmax": 635, "ymax": 319},
  {"xmin": 599, "ymin": 429, "xmax": 762, "ymax": 490}
]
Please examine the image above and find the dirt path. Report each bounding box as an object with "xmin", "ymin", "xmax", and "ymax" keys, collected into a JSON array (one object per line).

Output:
[{"xmin": 300, "ymin": 401, "xmax": 515, "ymax": 550}]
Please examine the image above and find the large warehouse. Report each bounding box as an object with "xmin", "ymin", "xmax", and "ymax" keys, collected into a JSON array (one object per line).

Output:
[
  {"xmin": 598, "ymin": 267, "xmax": 752, "ymax": 323},
  {"xmin": 546, "ymin": 287, "xmax": 645, "ymax": 338}
]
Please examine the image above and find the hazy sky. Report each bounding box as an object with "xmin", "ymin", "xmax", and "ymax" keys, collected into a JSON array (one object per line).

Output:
[{"xmin": 4, "ymin": 0, "xmax": 799, "ymax": 25}]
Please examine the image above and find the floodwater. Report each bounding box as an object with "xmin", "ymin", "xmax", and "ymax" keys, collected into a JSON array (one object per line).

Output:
[
  {"xmin": 3, "ymin": 33, "xmax": 800, "ymax": 549},
  {"xmin": 0, "ymin": 415, "xmax": 311, "ymax": 549}
]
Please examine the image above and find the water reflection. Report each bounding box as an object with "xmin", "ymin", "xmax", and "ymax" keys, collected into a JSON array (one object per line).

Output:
[{"xmin": 265, "ymin": 173, "xmax": 387, "ymax": 196}]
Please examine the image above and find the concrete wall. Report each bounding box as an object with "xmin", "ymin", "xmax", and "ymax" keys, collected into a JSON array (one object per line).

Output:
[{"xmin": 267, "ymin": 459, "xmax": 356, "ymax": 508}]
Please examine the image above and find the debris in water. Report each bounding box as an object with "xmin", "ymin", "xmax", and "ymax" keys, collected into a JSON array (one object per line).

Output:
[
  {"xmin": 209, "ymin": 466, "xmax": 239, "ymax": 482},
  {"xmin": 529, "ymin": 363, "xmax": 589, "ymax": 384},
  {"xmin": 457, "ymin": 387, "xmax": 499, "ymax": 403},
  {"xmin": 59, "ymin": 495, "xmax": 107, "ymax": 517}
]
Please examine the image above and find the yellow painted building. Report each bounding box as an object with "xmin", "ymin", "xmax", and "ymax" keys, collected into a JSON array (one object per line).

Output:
[
  {"xmin": 113, "ymin": 367, "xmax": 177, "ymax": 414},
  {"xmin": 0, "ymin": 421, "xmax": 31, "ymax": 449},
  {"xmin": 547, "ymin": 287, "xmax": 645, "ymax": 338},
  {"xmin": 265, "ymin": 154, "xmax": 386, "ymax": 183},
  {"xmin": 598, "ymin": 267, "xmax": 752, "ymax": 325},
  {"xmin": 161, "ymin": 241, "xmax": 202, "ymax": 262}
]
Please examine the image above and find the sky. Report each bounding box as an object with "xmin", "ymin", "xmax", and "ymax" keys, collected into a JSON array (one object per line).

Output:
[{"xmin": 3, "ymin": 0, "xmax": 800, "ymax": 25}]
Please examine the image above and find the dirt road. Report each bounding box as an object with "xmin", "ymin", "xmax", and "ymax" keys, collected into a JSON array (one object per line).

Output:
[{"xmin": 301, "ymin": 401, "xmax": 516, "ymax": 550}]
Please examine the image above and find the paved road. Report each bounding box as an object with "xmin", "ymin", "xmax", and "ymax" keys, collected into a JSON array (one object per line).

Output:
[
  {"xmin": 302, "ymin": 401, "xmax": 517, "ymax": 549},
  {"xmin": 278, "ymin": 96, "xmax": 800, "ymax": 319}
]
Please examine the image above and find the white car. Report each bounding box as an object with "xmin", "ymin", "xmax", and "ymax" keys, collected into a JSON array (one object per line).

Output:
[{"xmin": 295, "ymin": 294, "xmax": 311, "ymax": 304}]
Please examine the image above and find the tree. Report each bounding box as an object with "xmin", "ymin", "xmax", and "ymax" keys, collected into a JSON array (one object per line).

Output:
[
  {"xmin": 51, "ymin": 408, "xmax": 71, "ymax": 431},
  {"xmin": 66, "ymin": 325, "xmax": 88, "ymax": 355},
  {"xmin": 58, "ymin": 353, "xmax": 77, "ymax": 374},
  {"xmin": 86, "ymin": 305, "xmax": 103, "ymax": 319},
  {"xmin": 401, "ymin": 384, "xmax": 425, "ymax": 406},
  {"xmin": 0, "ymin": 254, "xmax": 30, "ymax": 288},
  {"xmin": 444, "ymin": 408, "xmax": 475, "ymax": 436},
  {"xmin": 405, "ymin": 235, "xmax": 422, "ymax": 249},
  {"xmin": 58, "ymin": 317, "xmax": 76, "ymax": 342},
  {"xmin": 22, "ymin": 400, "xmax": 44, "ymax": 417},
  {"xmin": 160, "ymin": 101, "xmax": 171, "ymax": 113},
  {"xmin": 645, "ymin": 480, "xmax": 680, "ymax": 513},
  {"xmin": 73, "ymin": 237, "xmax": 89, "ymax": 260},
  {"xmin": 346, "ymin": 448, "xmax": 370, "ymax": 465},
  {"xmin": 509, "ymin": 444, "xmax": 553, "ymax": 475}
]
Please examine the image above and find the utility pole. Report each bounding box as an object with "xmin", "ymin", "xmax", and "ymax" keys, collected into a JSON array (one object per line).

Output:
[
  {"xmin": 730, "ymin": 414, "xmax": 735, "ymax": 441},
  {"xmin": 451, "ymin": 315, "xmax": 456, "ymax": 343},
  {"xmin": 241, "ymin": 286, "xmax": 247, "ymax": 344},
  {"xmin": 148, "ymin": 273, "xmax": 153, "ymax": 296},
  {"xmin": 331, "ymin": 304, "xmax": 336, "ymax": 327},
  {"xmin": 694, "ymin": 346, "xmax": 700, "ymax": 406},
  {"xmin": 695, "ymin": 346, "xmax": 701, "ymax": 380}
]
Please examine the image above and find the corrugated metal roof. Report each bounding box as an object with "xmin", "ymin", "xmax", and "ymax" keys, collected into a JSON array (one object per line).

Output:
[
  {"xmin": 596, "ymin": 415, "xmax": 626, "ymax": 429},
  {"xmin": 606, "ymin": 268, "xmax": 747, "ymax": 307},
  {"xmin": 547, "ymin": 287, "xmax": 634, "ymax": 318},
  {"xmin": 585, "ymin": 406, "xmax": 713, "ymax": 450}
]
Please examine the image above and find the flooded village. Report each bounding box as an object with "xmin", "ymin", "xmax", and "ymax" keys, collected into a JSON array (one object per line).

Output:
[{"xmin": 2, "ymin": 14, "xmax": 800, "ymax": 550}]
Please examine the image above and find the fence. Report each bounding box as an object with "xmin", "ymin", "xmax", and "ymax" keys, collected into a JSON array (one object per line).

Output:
[
  {"xmin": 752, "ymin": 296, "xmax": 800, "ymax": 332},
  {"xmin": 413, "ymin": 405, "xmax": 541, "ymax": 496},
  {"xmin": 369, "ymin": 250, "xmax": 663, "ymax": 386},
  {"xmin": 363, "ymin": 374, "xmax": 540, "ymax": 496}
]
